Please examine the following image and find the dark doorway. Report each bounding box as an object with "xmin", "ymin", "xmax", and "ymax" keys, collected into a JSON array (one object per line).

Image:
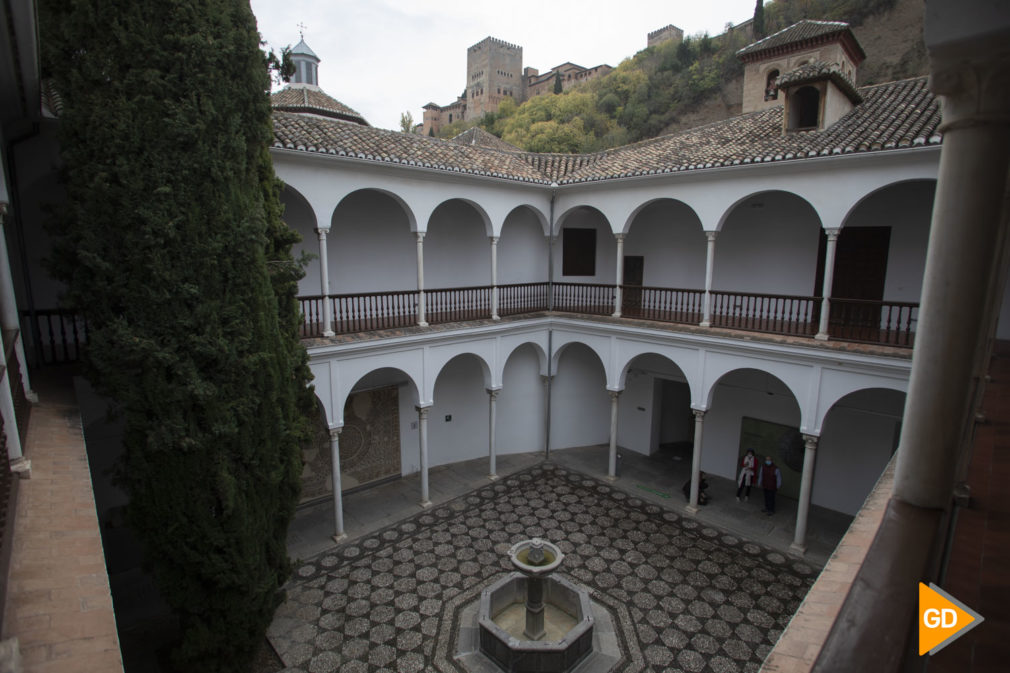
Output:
[
  {"xmin": 814, "ymin": 226, "xmax": 891, "ymax": 333},
  {"xmin": 622, "ymin": 255, "xmax": 644, "ymax": 316},
  {"xmin": 562, "ymin": 228, "xmax": 596, "ymax": 276}
]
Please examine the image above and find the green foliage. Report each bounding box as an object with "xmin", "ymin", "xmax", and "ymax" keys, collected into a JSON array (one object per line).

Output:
[
  {"xmin": 553, "ymin": 70, "xmax": 563, "ymax": 94},
  {"xmin": 40, "ymin": 1, "xmax": 312, "ymax": 671},
  {"xmin": 754, "ymin": 0, "xmax": 766, "ymax": 39},
  {"xmin": 399, "ymin": 110, "xmax": 414, "ymax": 133},
  {"xmin": 465, "ymin": 0, "xmax": 899, "ymax": 153}
]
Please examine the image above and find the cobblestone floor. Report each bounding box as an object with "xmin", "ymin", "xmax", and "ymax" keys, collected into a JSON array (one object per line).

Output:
[{"xmin": 267, "ymin": 464, "xmax": 817, "ymax": 673}]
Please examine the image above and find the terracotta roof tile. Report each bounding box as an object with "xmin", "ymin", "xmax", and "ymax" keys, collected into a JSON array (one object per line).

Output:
[
  {"xmin": 271, "ymin": 77, "xmax": 940, "ymax": 185},
  {"xmin": 271, "ymin": 86, "xmax": 368, "ymax": 125},
  {"xmin": 450, "ymin": 127, "xmax": 521, "ymax": 152},
  {"xmin": 737, "ymin": 20, "xmax": 854, "ymax": 60},
  {"xmin": 776, "ymin": 62, "xmax": 862, "ymax": 104}
]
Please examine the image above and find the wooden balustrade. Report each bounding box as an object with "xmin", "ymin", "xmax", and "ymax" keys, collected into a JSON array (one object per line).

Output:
[
  {"xmin": 425, "ymin": 286, "xmax": 491, "ymax": 325},
  {"xmin": 552, "ymin": 283, "xmax": 615, "ymax": 316},
  {"xmin": 709, "ymin": 291, "xmax": 819, "ymax": 336},
  {"xmin": 21, "ymin": 309, "xmax": 88, "ymax": 365},
  {"xmin": 332, "ymin": 290, "xmax": 419, "ymax": 333},
  {"xmin": 828, "ymin": 298, "xmax": 918, "ymax": 347},
  {"xmin": 620, "ymin": 286, "xmax": 704, "ymax": 324},
  {"xmin": 298, "ymin": 295, "xmax": 324, "ymax": 337},
  {"xmin": 498, "ymin": 283, "xmax": 550, "ymax": 316}
]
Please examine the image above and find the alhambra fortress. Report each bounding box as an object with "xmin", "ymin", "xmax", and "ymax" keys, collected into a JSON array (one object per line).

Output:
[
  {"xmin": 1, "ymin": 2, "xmax": 1009, "ymax": 672},
  {"xmin": 421, "ymin": 24, "xmax": 690, "ymax": 136}
]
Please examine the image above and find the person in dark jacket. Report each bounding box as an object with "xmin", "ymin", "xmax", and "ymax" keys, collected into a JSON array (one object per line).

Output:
[
  {"xmin": 682, "ymin": 472, "xmax": 709, "ymax": 505},
  {"xmin": 756, "ymin": 456, "xmax": 782, "ymax": 515}
]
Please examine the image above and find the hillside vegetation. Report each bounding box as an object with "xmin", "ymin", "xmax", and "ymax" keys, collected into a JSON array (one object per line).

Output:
[{"xmin": 438, "ymin": 0, "xmax": 925, "ymax": 153}]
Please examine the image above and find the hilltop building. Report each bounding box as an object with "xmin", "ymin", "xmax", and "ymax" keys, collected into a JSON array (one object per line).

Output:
[
  {"xmin": 421, "ymin": 36, "xmax": 612, "ymax": 136},
  {"xmin": 2, "ymin": 3, "xmax": 1008, "ymax": 671}
]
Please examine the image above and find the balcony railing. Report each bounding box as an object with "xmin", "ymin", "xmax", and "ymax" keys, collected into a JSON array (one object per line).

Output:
[
  {"xmin": 21, "ymin": 309, "xmax": 88, "ymax": 365},
  {"xmin": 499, "ymin": 282, "xmax": 550, "ymax": 316},
  {"xmin": 552, "ymin": 282, "xmax": 615, "ymax": 316},
  {"xmin": 426, "ymin": 285, "xmax": 491, "ymax": 325},
  {"xmin": 709, "ymin": 291, "xmax": 819, "ymax": 337},
  {"xmin": 828, "ymin": 298, "xmax": 918, "ymax": 347},
  {"xmin": 621, "ymin": 286, "xmax": 705, "ymax": 325}
]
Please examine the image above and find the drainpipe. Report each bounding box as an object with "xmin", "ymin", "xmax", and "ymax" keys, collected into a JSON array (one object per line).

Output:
[{"xmin": 545, "ymin": 186, "xmax": 557, "ymax": 458}]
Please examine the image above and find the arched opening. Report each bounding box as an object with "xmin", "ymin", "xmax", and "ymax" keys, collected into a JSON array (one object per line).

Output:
[
  {"xmin": 764, "ymin": 68, "xmax": 780, "ymax": 101},
  {"xmin": 554, "ymin": 206, "xmax": 614, "ymax": 283},
  {"xmin": 816, "ymin": 388, "xmax": 905, "ymax": 514},
  {"xmin": 278, "ymin": 185, "xmax": 318, "ymax": 297},
  {"xmin": 705, "ymin": 368, "xmax": 802, "ymax": 497},
  {"xmin": 330, "ymin": 189, "xmax": 416, "ymax": 294},
  {"xmin": 789, "ymin": 86, "xmax": 821, "ymax": 130},
  {"xmin": 617, "ymin": 353, "xmax": 692, "ymax": 463},
  {"xmin": 430, "ymin": 353, "xmax": 494, "ymax": 467},
  {"xmin": 550, "ymin": 342, "xmax": 609, "ymax": 454},
  {"xmin": 498, "ymin": 343, "xmax": 549, "ymax": 455},
  {"xmin": 499, "ymin": 206, "xmax": 550, "ymax": 313},
  {"xmin": 622, "ymin": 199, "xmax": 705, "ymax": 319}
]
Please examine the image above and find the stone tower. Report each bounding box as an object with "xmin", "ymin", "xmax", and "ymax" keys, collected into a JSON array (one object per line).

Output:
[{"xmin": 465, "ymin": 37, "xmax": 523, "ymax": 121}]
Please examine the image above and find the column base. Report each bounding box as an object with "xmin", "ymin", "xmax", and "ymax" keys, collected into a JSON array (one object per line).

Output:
[
  {"xmin": 685, "ymin": 504, "xmax": 699, "ymax": 515},
  {"xmin": 322, "ymin": 330, "xmax": 336, "ymax": 338},
  {"xmin": 699, "ymin": 321, "xmax": 711, "ymax": 328},
  {"xmin": 419, "ymin": 500, "xmax": 432, "ymax": 509},
  {"xmin": 418, "ymin": 321, "xmax": 429, "ymax": 327},
  {"xmin": 788, "ymin": 542, "xmax": 807, "ymax": 556},
  {"xmin": 492, "ymin": 315, "xmax": 501, "ymax": 321},
  {"xmin": 332, "ymin": 533, "xmax": 347, "ymax": 544},
  {"xmin": 488, "ymin": 474, "xmax": 499, "ymax": 481},
  {"xmin": 26, "ymin": 391, "xmax": 38, "ymax": 404},
  {"xmin": 814, "ymin": 333, "xmax": 829, "ymax": 341},
  {"xmin": 605, "ymin": 474, "xmax": 618, "ymax": 482},
  {"xmin": 612, "ymin": 312, "xmax": 622, "ymax": 318},
  {"xmin": 9, "ymin": 457, "xmax": 31, "ymax": 479}
]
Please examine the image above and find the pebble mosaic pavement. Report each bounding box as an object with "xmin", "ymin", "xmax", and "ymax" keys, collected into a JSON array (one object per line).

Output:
[{"xmin": 267, "ymin": 464, "xmax": 818, "ymax": 673}]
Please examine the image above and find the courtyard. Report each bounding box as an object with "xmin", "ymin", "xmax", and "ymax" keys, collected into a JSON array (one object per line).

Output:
[{"xmin": 266, "ymin": 462, "xmax": 821, "ymax": 673}]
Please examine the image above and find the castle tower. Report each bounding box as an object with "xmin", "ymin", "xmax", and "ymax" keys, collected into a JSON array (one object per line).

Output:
[
  {"xmin": 465, "ymin": 37, "xmax": 523, "ymax": 122},
  {"xmin": 291, "ymin": 38, "xmax": 320, "ymax": 87}
]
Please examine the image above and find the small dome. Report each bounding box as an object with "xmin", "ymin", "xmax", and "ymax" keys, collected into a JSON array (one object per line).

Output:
[{"xmin": 291, "ymin": 38, "xmax": 319, "ymax": 61}]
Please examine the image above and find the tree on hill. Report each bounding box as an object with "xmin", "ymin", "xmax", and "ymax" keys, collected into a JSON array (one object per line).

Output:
[
  {"xmin": 754, "ymin": 0, "xmax": 766, "ymax": 39},
  {"xmin": 400, "ymin": 110, "xmax": 415, "ymax": 133},
  {"xmin": 40, "ymin": 0, "xmax": 312, "ymax": 671},
  {"xmin": 554, "ymin": 70, "xmax": 563, "ymax": 94}
]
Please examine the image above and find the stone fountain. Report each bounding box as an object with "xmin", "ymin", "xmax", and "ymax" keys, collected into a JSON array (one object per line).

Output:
[{"xmin": 454, "ymin": 537, "xmax": 614, "ymax": 673}]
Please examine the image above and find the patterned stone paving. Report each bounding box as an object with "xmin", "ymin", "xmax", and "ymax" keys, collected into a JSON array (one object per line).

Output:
[{"xmin": 267, "ymin": 464, "xmax": 817, "ymax": 673}]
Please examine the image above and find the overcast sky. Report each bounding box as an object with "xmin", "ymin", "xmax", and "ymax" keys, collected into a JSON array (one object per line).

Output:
[{"xmin": 250, "ymin": 1, "xmax": 761, "ymax": 131}]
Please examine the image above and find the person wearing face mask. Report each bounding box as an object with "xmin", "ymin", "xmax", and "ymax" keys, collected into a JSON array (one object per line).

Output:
[
  {"xmin": 736, "ymin": 449, "xmax": 756, "ymax": 502},
  {"xmin": 756, "ymin": 455, "xmax": 782, "ymax": 515}
]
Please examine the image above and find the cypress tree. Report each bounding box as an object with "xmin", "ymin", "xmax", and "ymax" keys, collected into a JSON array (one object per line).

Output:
[
  {"xmin": 554, "ymin": 70, "xmax": 564, "ymax": 94},
  {"xmin": 754, "ymin": 0, "xmax": 766, "ymax": 39},
  {"xmin": 40, "ymin": 1, "xmax": 312, "ymax": 671}
]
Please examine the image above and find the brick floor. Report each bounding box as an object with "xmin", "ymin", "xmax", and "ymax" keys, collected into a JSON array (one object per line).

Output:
[{"xmin": 0, "ymin": 376, "xmax": 123, "ymax": 673}]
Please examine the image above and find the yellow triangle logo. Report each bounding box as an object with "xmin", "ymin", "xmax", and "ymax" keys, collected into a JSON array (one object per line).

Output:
[{"xmin": 918, "ymin": 582, "xmax": 984, "ymax": 656}]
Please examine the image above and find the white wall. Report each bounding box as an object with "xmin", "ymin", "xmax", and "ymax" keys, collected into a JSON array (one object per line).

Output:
[
  {"xmin": 554, "ymin": 208, "xmax": 617, "ymax": 285},
  {"xmin": 428, "ymin": 354, "xmax": 489, "ymax": 467},
  {"xmin": 426, "ymin": 200, "xmax": 492, "ymax": 288},
  {"xmin": 617, "ymin": 353, "xmax": 691, "ymax": 455},
  {"xmin": 659, "ymin": 380, "xmax": 693, "ymax": 445},
  {"xmin": 499, "ymin": 208, "xmax": 548, "ymax": 284},
  {"xmin": 282, "ymin": 186, "xmax": 320, "ymax": 297},
  {"xmin": 715, "ymin": 192, "xmax": 822, "ymax": 296},
  {"xmin": 329, "ymin": 191, "xmax": 417, "ymax": 293},
  {"xmin": 845, "ymin": 180, "xmax": 934, "ymax": 303},
  {"xmin": 624, "ymin": 200, "xmax": 706, "ymax": 288},
  {"xmin": 814, "ymin": 389, "xmax": 904, "ymax": 514},
  {"xmin": 550, "ymin": 343, "xmax": 610, "ymax": 449},
  {"xmin": 497, "ymin": 344, "xmax": 546, "ymax": 455}
]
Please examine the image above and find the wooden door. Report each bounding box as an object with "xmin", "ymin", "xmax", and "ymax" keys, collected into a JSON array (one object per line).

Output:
[{"xmin": 622, "ymin": 256, "xmax": 644, "ymax": 316}]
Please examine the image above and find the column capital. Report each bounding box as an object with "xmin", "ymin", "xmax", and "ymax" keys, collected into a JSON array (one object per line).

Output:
[
  {"xmin": 692, "ymin": 408, "xmax": 706, "ymax": 420},
  {"xmin": 607, "ymin": 389, "xmax": 622, "ymax": 401},
  {"xmin": 801, "ymin": 433, "xmax": 819, "ymax": 450},
  {"xmin": 315, "ymin": 227, "xmax": 330, "ymax": 240},
  {"xmin": 489, "ymin": 235, "xmax": 500, "ymax": 244},
  {"xmin": 415, "ymin": 231, "xmax": 426, "ymax": 242},
  {"xmin": 705, "ymin": 230, "xmax": 718, "ymax": 242},
  {"xmin": 614, "ymin": 232, "xmax": 626, "ymax": 242},
  {"xmin": 486, "ymin": 388, "xmax": 500, "ymax": 399},
  {"xmin": 328, "ymin": 426, "xmax": 342, "ymax": 440},
  {"xmin": 540, "ymin": 375, "xmax": 553, "ymax": 384},
  {"xmin": 825, "ymin": 227, "xmax": 841, "ymax": 240},
  {"xmin": 930, "ymin": 46, "xmax": 1010, "ymax": 132},
  {"xmin": 415, "ymin": 405, "xmax": 430, "ymax": 418}
]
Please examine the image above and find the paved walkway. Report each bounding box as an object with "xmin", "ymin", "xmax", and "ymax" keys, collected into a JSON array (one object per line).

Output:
[
  {"xmin": 0, "ymin": 372, "xmax": 123, "ymax": 673},
  {"xmin": 289, "ymin": 444, "xmax": 851, "ymax": 568}
]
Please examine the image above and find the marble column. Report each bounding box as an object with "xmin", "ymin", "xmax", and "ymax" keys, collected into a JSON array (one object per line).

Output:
[
  {"xmin": 417, "ymin": 406, "xmax": 432, "ymax": 507},
  {"xmin": 815, "ymin": 228, "xmax": 841, "ymax": 340},
  {"xmin": 490, "ymin": 236, "xmax": 500, "ymax": 320},
  {"xmin": 415, "ymin": 232, "xmax": 428, "ymax": 327},
  {"xmin": 541, "ymin": 375, "xmax": 552, "ymax": 455},
  {"xmin": 316, "ymin": 228, "xmax": 334, "ymax": 336},
  {"xmin": 790, "ymin": 434, "xmax": 819, "ymax": 555},
  {"xmin": 0, "ymin": 221, "xmax": 34, "ymax": 400},
  {"xmin": 700, "ymin": 231, "xmax": 718, "ymax": 327},
  {"xmin": 607, "ymin": 390, "xmax": 621, "ymax": 479},
  {"xmin": 487, "ymin": 389, "xmax": 499, "ymax": 480},
  {"xmin": 330, "ymin": 427, "xmax": 346, "ymax": 541},
  {"xmin": 893, "ymin": 46, "xmax": 1010, "ymax": 509},
  {"xmin": 613, "ymin": 234, "xmax": 626, "ymax": 317},
  {"xmin": 687, "ymin": 409, "xmax": 706, "ymax": 513}
]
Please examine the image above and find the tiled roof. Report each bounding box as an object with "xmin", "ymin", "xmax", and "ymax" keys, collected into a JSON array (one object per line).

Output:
[
  {"xmin": 737, "ymin": 20, "xmax": 855, "ymax": 60},
  {"xmin": 271, "ymin": 112, "xmax": 552, "ymax": 183},
  {"xmin": 776, "ymin": 62, "xmax": 862, "ymax": 104},
  {"xmin": 271, "ymin": 86, "xmax": 368, "ymax": 125},
  {"xmin": 271, "ymin": 77, "xmax": 940, "ymax": 185},
  {"xmin": 450, "ymin": 127, "xmax": 521, "ymax": 152}
]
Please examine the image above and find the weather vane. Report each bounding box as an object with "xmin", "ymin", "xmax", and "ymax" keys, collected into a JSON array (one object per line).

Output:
[{"xmin": 297, "ymin": 22, "xmax": 306, "ymax": 40}]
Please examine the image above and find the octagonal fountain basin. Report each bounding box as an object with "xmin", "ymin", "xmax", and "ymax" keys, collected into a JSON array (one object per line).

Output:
[{"xmin": 478, "ymin": 572, "xmax": 594, "ymax": 673}]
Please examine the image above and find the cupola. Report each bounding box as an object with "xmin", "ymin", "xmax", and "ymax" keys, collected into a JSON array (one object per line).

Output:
[
  {"xmin": 291, "ymin": 38, "xmax": 320, "ymax": 88},
  {"xmin": 776, "ymin": 61, "xmax": 863, "ymax": 132}
]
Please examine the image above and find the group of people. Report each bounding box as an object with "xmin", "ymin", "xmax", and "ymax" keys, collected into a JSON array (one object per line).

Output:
[
  {"xmin": 680, "ymin": 448, "xmax": 782, "ymax": 515},
  {"xmin": 736, "ymin": 448, "xmax": 782, "ymax": 515}
]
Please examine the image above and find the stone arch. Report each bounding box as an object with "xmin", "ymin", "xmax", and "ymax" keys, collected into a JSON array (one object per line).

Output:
[
  {"xmin": 499, "ymin": 340, "xmax": 549, "ymax": 382},
  {"xmin": 428, "ymin": 351, "xmax": 494, "ymax": 403},
  {"xmin": 503, "ymin": 204, "xmax": 550, "ymax": 236},
  {"xmin": 429, "ymin": 353, "xmax": 496, "ymax": 467},
  {"xmin": 616, "ymin": 349, "xmax": 693, "ymax": 395},
  {"xmin": 499, "ymin": 206, "xmax": 550, "ymax": 285},
  {"xmin": 332, "ymin": 187, "xmax": 418, "ymax": 232},
  {"xmin": 550, "ymin": 341, "xmax": 611, "ymax": 451},
  {"xmin": 554, "ymin": 206, "xmax": 615, "ymax": 283},
  {"xmin": 549, "ymin": 334, "xmax": 611, "ymax": 385},
  {"xmin": 621, "ymin": 198, "xmax": 706, "ymax": 292},
  {"xmin": 329, "ymin": 188, "xmax": 418, "ymax": 293},
  {"xmin": 426, "ymin": 199, "xmax": 496, "ymax": 288},
  {"xmin": 497, "ymin": 342, "xmax": 550, "ymax": 456},
  {"xmin": 429, "ymin": 197, "xmax": 493, "ymax": 237},
  {"xmin": 703, "ymin": 364, "xmax": 806, "ymax": 420}
]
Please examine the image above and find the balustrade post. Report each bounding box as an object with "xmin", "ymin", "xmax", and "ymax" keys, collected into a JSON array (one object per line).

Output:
[
  {"xmin": 815, "ymin": 228, "xmax": 841, "ymax": 340},
  {"xmin": 316, "ymin": 228, "xmax": 335, "ymax": 336},
  {"xmin": 700, "ymin": 231, "xmax": 717, "ymax": 327},
  {"xmin": 490, "ymin": 236, "xmax": 500, "ymax": 320},
  {"xmin": 330, "ymin": 427, "xmax": 346, "ymax": 541},
  {"xmin": 415, "ymin": 232, "xmax": 428, "ymax": 327},
  {"xmin": 613, "ymin": 233, "xmax": 626, "ymax": 317}
]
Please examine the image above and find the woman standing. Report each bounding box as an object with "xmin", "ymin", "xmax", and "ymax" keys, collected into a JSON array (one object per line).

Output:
[{"xmin": 736, "ymin": 449, "xmax": 756, "ymax": 502}]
